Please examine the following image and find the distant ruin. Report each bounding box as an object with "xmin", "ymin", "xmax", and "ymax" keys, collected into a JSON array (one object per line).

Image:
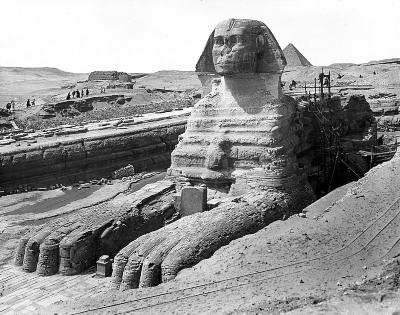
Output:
[{"xmin": 88, "ymin": 71, "xmax": 132, "ymax": 82}]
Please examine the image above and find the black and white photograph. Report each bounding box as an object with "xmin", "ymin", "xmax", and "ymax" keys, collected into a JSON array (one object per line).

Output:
[{"xmin": 0, "ymin": 0, "xmax": 400, "ymax": 313}]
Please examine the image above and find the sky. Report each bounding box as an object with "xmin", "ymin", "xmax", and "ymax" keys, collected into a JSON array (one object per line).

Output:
[{"xmin": 1, "ymin": 0, "xmax": 399, "ymax": 73}]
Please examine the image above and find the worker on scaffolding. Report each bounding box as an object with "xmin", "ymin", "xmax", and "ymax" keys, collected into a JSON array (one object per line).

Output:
[
  {"xmin": 289, "ymin": 80, "xmax": 297, "ymax": 90},
  {"xmin": 318, "ymin": 72, "xmax": 324, "ymax": 85}
]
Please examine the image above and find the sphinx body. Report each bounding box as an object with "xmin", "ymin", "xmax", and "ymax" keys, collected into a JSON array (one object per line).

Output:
[
  {"xmin": 169, "ymin": 19, "xmax": 301, "ymax": 194},
  {"xmin": 170, "ymin": 19, "xmax": 308, "ymax": 196},
  {"xmin": 110, "ymin": 19, "xmax": 315, "ymax": 289},
  {"xmin": 169, "ymin": 74, "xmax": 304, "ymax": 195}
]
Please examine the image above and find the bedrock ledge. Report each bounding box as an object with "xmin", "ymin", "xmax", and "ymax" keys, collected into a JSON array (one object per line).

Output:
[{"xmin": 0, "ymin": 120, "xmax": 187, "ymax": 189}]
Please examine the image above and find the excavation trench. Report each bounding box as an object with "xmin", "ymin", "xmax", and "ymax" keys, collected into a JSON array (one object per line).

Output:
[
  {"xmin": 5, "ymin": 172, "xmax": 167, "ymax": 216},
  {"xmin": 0, "ymin": 118, "xmax": 187, "ymax": 193}
]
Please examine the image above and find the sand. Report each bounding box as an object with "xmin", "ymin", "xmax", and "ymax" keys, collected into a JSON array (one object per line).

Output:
[{"xmin": 45, "ymin": 155, "xmax": 400, "ymax": 314}]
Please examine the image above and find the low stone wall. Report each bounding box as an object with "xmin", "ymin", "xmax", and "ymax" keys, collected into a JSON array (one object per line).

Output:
[
  {"xmin": 43, "ymin": 95, "xmax": 194, "ymax": 119},
  {"xmin": 0, "ymin": 121, "xmax": 186, "ymax": 190},
  {"xmin": 370, "ymin": 98, "xmax": 400, "ymax": 130}
]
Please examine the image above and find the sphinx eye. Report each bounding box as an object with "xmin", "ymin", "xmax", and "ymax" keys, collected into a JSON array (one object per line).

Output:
[
  {"xmin": 234, "ymin": 36, "xmax": 246, "ymax": 45},
  {"xmin": 214, "ymin": 37, "xmax": 223, "ymax": 46}
]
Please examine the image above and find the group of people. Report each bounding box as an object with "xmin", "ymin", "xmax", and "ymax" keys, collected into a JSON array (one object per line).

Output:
[
  {"xmin": 4, "ymin": 98, "xmax": 36, "ymax": 112},
  {"xmin": 26, "ymin": 98, "xmax": 35, "ymax": 108},
  {"xmin": 100, "ymin": 87, "xmax": 106, "ymax": 93},
  {"xmin": 5, "ymin": 100, "xmax": 15, "ymax": 112},
  {"xmin": 66, "ymin": 88, "xmax": 89, "ymax": 100}
]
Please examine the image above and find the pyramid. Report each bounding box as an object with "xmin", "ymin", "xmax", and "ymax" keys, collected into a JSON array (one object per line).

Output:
[{"xmin": 283, "ymin": 43, "xmax": 312, "ymax": 66}]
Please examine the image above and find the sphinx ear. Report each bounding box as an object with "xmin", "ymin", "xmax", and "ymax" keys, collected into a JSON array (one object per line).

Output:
[
  {"xmin": 256, "ymin": 34, "xmax": 265, "ymax": 53},
  {"xmin": 256, "ymin": 26, "xmax": 287, "ymax": 73},
  {"xmin": 196, "ymin": 30, "xmax": 216, "ymax": 73}
]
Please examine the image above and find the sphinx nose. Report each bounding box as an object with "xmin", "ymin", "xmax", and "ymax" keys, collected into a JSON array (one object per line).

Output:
[{"xmin": 220, "ymin": 44, "xmax": 231, "ymax": 56}]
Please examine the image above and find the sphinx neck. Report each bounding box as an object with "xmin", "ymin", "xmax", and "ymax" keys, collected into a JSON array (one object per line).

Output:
[{"xmin": 220, "ymin": 73, "xmax": 283, "ymax": 101}]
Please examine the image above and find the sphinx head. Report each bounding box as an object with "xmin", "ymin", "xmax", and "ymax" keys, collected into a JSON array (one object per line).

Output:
[
  {"xmin": 196, "ymin": 18, "xmax": 286, "ymax": 75},
  {"xmin": 212, "ymin": 19, "xmax": 266, "ymax": 74}
]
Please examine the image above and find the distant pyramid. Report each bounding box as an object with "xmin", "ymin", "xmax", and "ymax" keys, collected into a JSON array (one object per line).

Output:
[{"xmin": 283, "ymin": 43, "xmax": 312, "ymax": 66}]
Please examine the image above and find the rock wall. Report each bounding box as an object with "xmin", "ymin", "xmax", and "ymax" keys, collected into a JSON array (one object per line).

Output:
[
  {"xmin": 42, "ymin": 94, "xmax": 194, "ymax": 119},
  {"xmin": 369, "ymin": 96, "xmax": 400, "ymax": 130},
  {"xmin": 0, "ymin": 121, "xmax": 186, "ymax": 190},
  {"xmin": 295, "ymin": 94, "xmax": 376, "ymax": 195}
]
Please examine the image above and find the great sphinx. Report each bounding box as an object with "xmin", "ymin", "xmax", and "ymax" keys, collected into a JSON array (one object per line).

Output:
[
  {"xmin": 13, "ymin": 18, "xmax": 315, "ymax": 287},
  {"xmin": 110, "ymin": 18, "xmax": 315, "ymax": 289}
]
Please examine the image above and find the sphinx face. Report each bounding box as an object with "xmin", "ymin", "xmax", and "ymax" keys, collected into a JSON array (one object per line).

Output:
[{"xmin": 212, "ymin": 23, "xmax": 261, "ymax": 75}]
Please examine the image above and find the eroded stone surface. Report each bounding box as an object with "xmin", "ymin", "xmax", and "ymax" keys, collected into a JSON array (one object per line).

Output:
[
  {"xmin": 0, "ymin": 118, "xmax": 186, "ymax": 190},
  {"xmin": 14, "ymin": 178, "xmax": 177, "ymax": 276}
]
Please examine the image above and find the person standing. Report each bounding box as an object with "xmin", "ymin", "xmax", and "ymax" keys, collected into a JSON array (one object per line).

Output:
[
  {"xmin": 86, "ymin": 88, "xmax": 89, "ymax": 97},
  {"xmin": 66, "ymin": 92, "xmax": 71, "ymax": 100},
  {"xmin": 72, "ymin": 90, "xmax": 76, "ymax": 98},
  {"xmin": 76, "ymin": 90, "xmax": 80, "ymax": 98},
  {"xmin": 26, "ymin": 99, "xmax": 31, "ymax": 108},
  {"xmin": 31, "ymin": 99, "xmax": 36, "ymax": 106},
  {"xmin": 81, "ymin": 89, "xmax": 84, "ymax": 98}
]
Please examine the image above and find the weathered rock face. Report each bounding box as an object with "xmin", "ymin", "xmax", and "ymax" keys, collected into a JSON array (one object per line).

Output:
[
  {"xmin": 0, "ymin": 122, "xmax": 185, "ymax": 190},
  {"xmin": 342, "ymin": 95, "xmax": 376, "ymax": 135},
  {"xmin": 364, "ymin": 93, "xmax": 400, "ymax": 131},
  {"xmin": 294, "ymin": 94, "xmax": 376, "ymax": 195},
  {"xmin": 88, "ymin": 71, "xmax": 131, "ymax": 82}
]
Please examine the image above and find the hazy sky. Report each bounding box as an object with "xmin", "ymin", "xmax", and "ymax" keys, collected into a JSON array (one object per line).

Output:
[{"xmin": 1, "ymin": 0, "xmax": 399, "ymax": 73}]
